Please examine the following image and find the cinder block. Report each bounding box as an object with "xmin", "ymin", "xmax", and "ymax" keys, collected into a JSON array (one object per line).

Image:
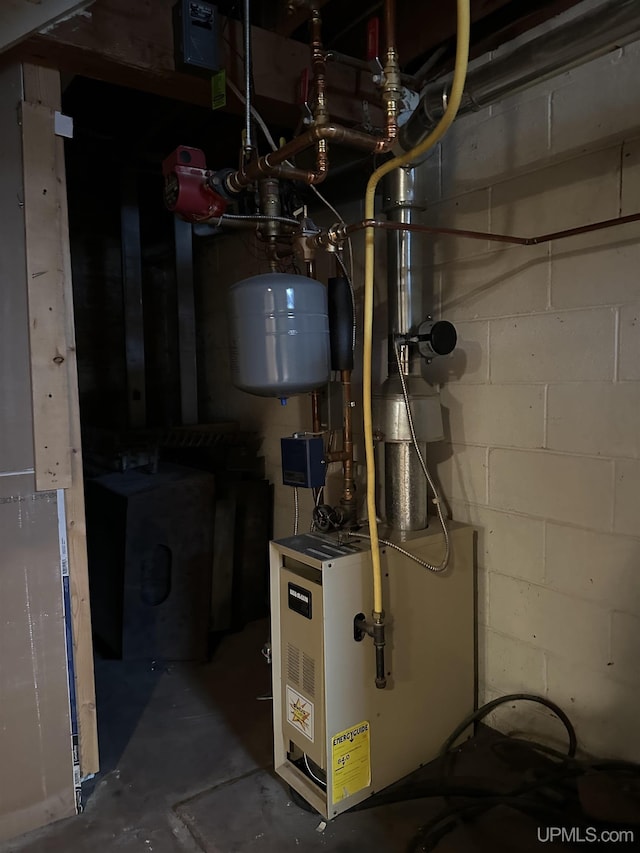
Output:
[
  {"xmin": 489, "ymin": 573, "xmax": 611, "ymax": 668},
  {"xmin": 491, "ymin": 148, "xmax": 620, "ymax": 237},
  {"xmin": 621, "ymin": 136, "xmax": 640, "ymax": 215},
  {"xmin": 427, "ymin": 320, "xmax": 489, "ymax": 385},
  {"xmin": 489, "ymin": 448, "xmax": 613, "ymax": 530},
  {"xmin": 619, "ymin": 303, "xmax": 640, "ymax": 381},
  {"xmin": 477, "ymin": 564, "xmax": 489, "ymax": 628},
  {"xmin": 450, "ymin": 498, "xmax": 545, "ymax": 582},
  {"xmin": 611, "ymin": 610, "xmax": 640, "ymax": 685},
  {"xmin": 490, "ymin": 308, "xmax": 615, "ymax": 382},
  {"xmin": 547, "ymin": 383, "xmax": 640, "ymax": 458},
  {"xmin": 441, "ymin": 95, "xmax": 549, "ymax": 200},
  {"xmin": 439, "ymin": 243, "xmax": 549, "ymax": 322},
  {"xmin": 546, "ymin": 655, "xmax": 640, "ymax": 761},
  {"xmin": 479, "ymin": 683, "xmax": 577, "ymax": 752},
  {"xmin": 428, "ymin": 442, "xmax": 488, "ymax": 505},
  {"xmin": 546, "ymin": 523, "xmax": 640, "ymax": 614},
  {"xmin": 614, "ymin": 459, "xmax": 640, "ymax": 535},
  {"xmin": 441, "ymin": 383, "xmax": 544, "ymax": 449},
  {"xmin": 479, "ymin": 627, "xmax": 547, "ymax": 695},
  {"xmin": 550, "ymin": 47, "xmax": 640, "ymax": 155},
  {"xmin": 550, "ymin": 223, "xmax": 640, "ymax": 309},
  {"xmin": 424, "ymin": 189, "xmax": 491, "ymax": 265}
]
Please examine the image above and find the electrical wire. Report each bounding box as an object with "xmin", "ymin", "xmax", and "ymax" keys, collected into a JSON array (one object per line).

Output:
[
  {"xmin": 393, "ymin": 342, "xmax": 449, "ymax": 572},
  {"xmin": 215, "ymin": 213, "xmax": 301, "ymax": 227},
  {"xmin": 304, "ymin": 754, "xmax": 327, "ymax": 788},
  {"xmin": 293, "ymin": 487, "xmax": 299, "ymax": 535}
]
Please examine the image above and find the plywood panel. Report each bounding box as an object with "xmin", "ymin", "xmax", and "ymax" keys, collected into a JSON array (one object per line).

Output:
[
  {"xmin": 0, "ymin": 65, "xmax": 34, "ymax": 475},
  {"xmin": 0, "ymin": 474, "xmax": 76, "ymax": 843},
  {"xmin": 21, "ymin": 98, "xmax": 72, "ymax": 490}
]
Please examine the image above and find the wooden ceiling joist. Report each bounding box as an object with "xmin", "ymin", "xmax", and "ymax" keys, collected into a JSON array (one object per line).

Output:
[
  {"xmin": 2, "ymin": 0, "xmax": 381, "ymax": 128},
  {"xmin": 0, "ymin": 0, "xmax": 94, "ymax": 53}
]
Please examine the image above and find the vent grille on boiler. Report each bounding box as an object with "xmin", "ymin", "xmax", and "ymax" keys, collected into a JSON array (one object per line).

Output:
[
  {"xmin": 302, "ymin": 652, "xmax": 315, "ymax": 697},
  {"xmin": 287, "ymin": 643, "xmax": 301, "ymax": 686}
]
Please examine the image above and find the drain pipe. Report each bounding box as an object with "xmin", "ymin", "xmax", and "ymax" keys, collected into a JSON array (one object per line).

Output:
[{"xmin": 401, "ymin": 0, "xmax": 640, "ymax": 151}]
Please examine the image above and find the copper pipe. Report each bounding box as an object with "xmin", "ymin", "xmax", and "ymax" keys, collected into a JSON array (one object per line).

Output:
[
  {"xmin": 226, "ymin": 0, "xmax": 401, "ymax": 193},
  {"xmin": 384, "ymin": 0, "xmax": 396, "ymax": 58},
  {"xmin": 226, "ymin": 124, "xmax": 393, "ymax": 193},
  {"xmin": 340, "ymin": 368, "xmax": 356, "ymax": 526},
  {"xmin": 310, "ymin": 9, "xmax": 328, "ymax": 127},
  {"xmin": 381, "ymin": 0, "xmax": 400, "ymax": 147},
  {"xmin": 326, "ymin": 450, "xmax": 350, "ymax": 462},
  {"xmin": 342, "ymin": 212, "xmax": 640, "ymax": 247},
  {"xmin": 343, "ymin": 218, "xmax": 529, "ymax": 244},
  {"xmin": 311, "ymin": 389, "xmax": 321, "ymax": 434},
  {"xmin": 532, "ymin": 212, "xmax": 640, "ymax": 244}
]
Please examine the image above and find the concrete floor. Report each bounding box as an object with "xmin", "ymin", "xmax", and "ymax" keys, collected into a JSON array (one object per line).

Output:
[
  {"xmin": 0, "ymin": 619, "xmax": 547, "ymax": 853},
  {"xmin": 1, "ymin": 620, "xmax": 276, "ymax": 853}
]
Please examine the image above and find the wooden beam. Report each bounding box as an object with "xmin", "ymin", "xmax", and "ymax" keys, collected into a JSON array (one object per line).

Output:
[
  {"xmin": 276, "ymin": 0, "xmax": 331, "ymax": 38},
  {"xmin": 23, "ymin": 63, "xmax": 99, "ymax": 777},
  {"xmin": 4, "ymin": 0, "xmax": 381, "ymax": 128},
  {"xmin": 397, "ymin": 0, "xmax": 512, "ymax": 69},
  {"xmin": 22, "ymin": 100, "xmax": 73, "ymax": 491},
  {"xmin": 0, "ymin": 0, "xmax": 94, "ymax": 53}
]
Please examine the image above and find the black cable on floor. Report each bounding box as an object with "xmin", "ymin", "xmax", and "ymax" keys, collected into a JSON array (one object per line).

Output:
[
  {"xmin": 406, "ymin": 694, "xmax": 640, "ymax": 852},
  {"xmin": 441, "ymin": 693, "xmax": 577, "ymax": 757}
]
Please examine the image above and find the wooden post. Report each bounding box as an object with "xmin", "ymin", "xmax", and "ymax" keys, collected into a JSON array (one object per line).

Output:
[{"xmin": 22, "ymin": 63, "xmax": 99, "ymax": 777}]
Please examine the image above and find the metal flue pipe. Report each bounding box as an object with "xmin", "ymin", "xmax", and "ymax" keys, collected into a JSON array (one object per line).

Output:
[
  {"xmin": 383, "ymin": 166, "xmax": 425, "ymax": 375},
  {"xmin": 401, "ymin": 0, "xmax": 640, "ymax": 151}
]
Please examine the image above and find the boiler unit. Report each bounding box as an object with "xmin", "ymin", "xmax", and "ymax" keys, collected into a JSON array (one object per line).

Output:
[{"xmin": 269, "ymin": 522, "xmax": 475, "ymax": 819}]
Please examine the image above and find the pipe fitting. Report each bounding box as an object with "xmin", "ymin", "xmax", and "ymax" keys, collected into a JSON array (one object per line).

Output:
[{"xmin": 372, "ymin": 611, "xmax": 387, "ymax": 689}]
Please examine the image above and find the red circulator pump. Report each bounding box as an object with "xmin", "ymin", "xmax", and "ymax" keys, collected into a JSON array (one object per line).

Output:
[{"xmin": 162, "ymin": 145, "xmax": 227, "ymax": 222}]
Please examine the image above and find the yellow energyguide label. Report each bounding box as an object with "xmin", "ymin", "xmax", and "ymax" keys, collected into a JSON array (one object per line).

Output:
[{"xmin": 331, "ymin": 720, "xmax": 371, "ymax": 804}]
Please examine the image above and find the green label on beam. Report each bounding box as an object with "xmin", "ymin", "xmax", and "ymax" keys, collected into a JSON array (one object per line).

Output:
[{"xmin": 211, "ymin": 69, "xmax": 226, "ymax": 111}]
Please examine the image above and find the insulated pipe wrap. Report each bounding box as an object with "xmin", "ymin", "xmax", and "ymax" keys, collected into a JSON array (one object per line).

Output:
[{"xmin": 328, "ymin": 276, "xmax": 354, "ymax": 371}]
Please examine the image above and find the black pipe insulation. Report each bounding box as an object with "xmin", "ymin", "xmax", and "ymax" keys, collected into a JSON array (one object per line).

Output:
[{"xmin": 328, "ymin": 276, "xmax": 354, "ymax": 371}]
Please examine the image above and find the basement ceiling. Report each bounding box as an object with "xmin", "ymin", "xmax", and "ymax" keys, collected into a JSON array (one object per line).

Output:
[
  {"xmin": 3, "ymin": 0, "xmax": 593, "ymax": 200},
  {"xmin": 219, "ymin": 0, "xmax": 585, "ymax": 77}
]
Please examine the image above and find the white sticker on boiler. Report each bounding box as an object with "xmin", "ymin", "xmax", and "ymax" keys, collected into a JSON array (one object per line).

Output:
[{"xmin": 286, "ymin": 685, "xmax": 314, "ymax": 742}]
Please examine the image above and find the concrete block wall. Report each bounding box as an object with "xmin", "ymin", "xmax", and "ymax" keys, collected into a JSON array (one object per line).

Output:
[{"xmin": 423, "ymin": 19, "xmax": 640, "ymax": 758}]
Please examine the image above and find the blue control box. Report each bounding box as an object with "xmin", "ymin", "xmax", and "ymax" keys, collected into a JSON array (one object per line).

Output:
[{"xmin": 281, "ymin": 436, "xmax": 326, "ymax": 488}]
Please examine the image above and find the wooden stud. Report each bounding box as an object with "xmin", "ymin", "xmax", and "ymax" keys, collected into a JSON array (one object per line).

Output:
[
  {"xmin": 21, "ymin": 98, "xmax": 72, "ymax": 491},
  {"xmin": 23, "ymin": 63, "xmax": 99, "ymax": 776}
]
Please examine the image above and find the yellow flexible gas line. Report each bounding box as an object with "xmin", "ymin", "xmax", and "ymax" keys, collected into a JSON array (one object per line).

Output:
[{"xmin": 363, "ymin": 0, "xmax": 471, "ymax": 619}]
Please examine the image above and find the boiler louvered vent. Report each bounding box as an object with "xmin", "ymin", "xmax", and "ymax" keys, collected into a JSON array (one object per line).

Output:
[
  {"xmin": 287, "ymin": 642, "xmax": 301, "ymax": 686},
  {"xmin": 303, "ymin": 652, "xmax": 316, "ymax": 698}
]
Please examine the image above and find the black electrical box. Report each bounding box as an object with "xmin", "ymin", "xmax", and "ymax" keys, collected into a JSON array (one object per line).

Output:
[{"xmin": 173, "ymin": 0, "xmax": 219, "ymax": 74}]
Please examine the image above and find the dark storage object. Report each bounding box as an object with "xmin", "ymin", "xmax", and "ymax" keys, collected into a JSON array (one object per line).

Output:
[{"xmin": 86, "ymin": 464, "xmax": 214, "ymax": 660}]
